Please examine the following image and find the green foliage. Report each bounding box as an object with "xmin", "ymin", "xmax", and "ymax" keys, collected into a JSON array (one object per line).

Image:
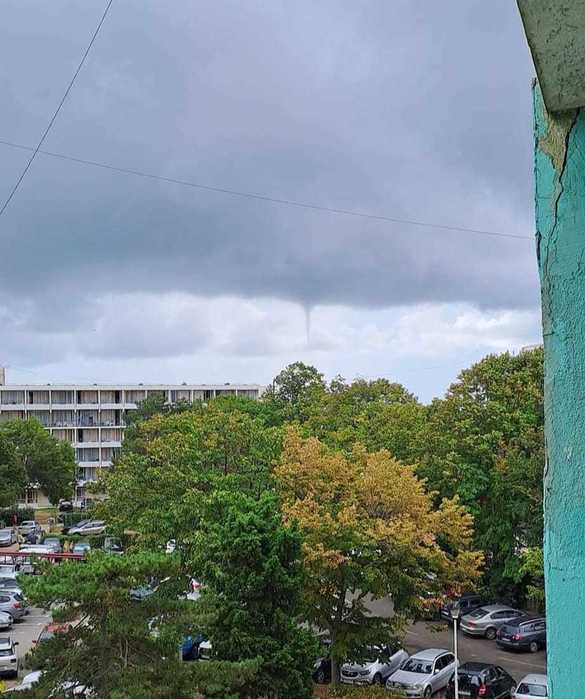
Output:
[
  {"xmin": 0, "ymin": 419, "xmax": 76, "ymax": 505},
  {"xmin": 191, "ymin": 491, "xmax": 318, "ymax": 699},
  {"xmin": 417, "ymin": 349, "xmax": 544, "ymax": 597},
  {"xmin": 515, "ymin": 547, "xmax": 545, "ymax": 611},
  {"xmin": 21, "ymin": 551, "xmax": 196, "ymax": 698},
  {"xmin": 265, "ymin": 361, "xmax": 327, "ymax": 422},
  {"xmin": 0, "ymin": 506, "xmax": 35, "ymax": 526},
  {"xmin": 99, "ymin": 401, "xmax": 282, "ymax": 547}
]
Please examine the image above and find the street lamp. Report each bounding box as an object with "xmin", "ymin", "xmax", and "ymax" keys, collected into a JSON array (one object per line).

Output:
[{"xmin": 451, "ymin": 602, "xmax": 460, "ymax": 699}]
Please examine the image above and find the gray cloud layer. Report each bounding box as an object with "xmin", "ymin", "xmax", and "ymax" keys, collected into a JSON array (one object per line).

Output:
[{"xmin": 0, "ymin": 0, "xmax": 538, "ymax": 335}]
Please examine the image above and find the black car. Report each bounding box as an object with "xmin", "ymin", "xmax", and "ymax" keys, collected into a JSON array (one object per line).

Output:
[
  {"xmin": 496, "ymin": 615, "xmax": 546, "ymax": 653},
  {"xmin": 447, "ymin": 663, "xmax": 516, "ymax": 698},
  {"xmin": 312, "ymin": 638, "xmax": 332, "ymax": 684},
  {"xmin": 441, "ymin": 593, "xmax": 484, "ymax": 623}
]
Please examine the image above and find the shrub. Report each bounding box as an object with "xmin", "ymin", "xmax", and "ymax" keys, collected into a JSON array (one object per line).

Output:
[
  {"xmin": 0, "ymin": 507, "xmax": 35, "ymax": 526},
  {"xmin": 314, "ymin": 687, "xmax": 401, "ymax": 699}
]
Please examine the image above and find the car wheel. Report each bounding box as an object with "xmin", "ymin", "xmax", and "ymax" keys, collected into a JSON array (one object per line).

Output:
[
  {"xmin": 529, "ymin": 641, "xmax": 539, "ymax": 653},
  {"xmin": 424, "ymin": 686, "xmax": 432, "ymax": 699},
  {"xmin": 373, "ymin": 673, "xmax": 383, "ymax": 686},
  {"xmin": 485, "ymin": 627, "xmax": 497, "ymax": 640}
]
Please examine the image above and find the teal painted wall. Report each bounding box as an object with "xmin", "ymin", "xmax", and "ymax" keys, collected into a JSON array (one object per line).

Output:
[{"xmin": 534, "ymin": 85, "xmax": 585, "ymax": 698}]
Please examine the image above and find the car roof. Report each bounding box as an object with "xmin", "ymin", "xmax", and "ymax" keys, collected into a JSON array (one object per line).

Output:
[
  {"xmin": 411, "ymin": 648, "xmax": 450, "ymax": 660},
  {"xmin": 477, "ymin": 604, "xmax": 517, "ymax": 612},
  {"xmin": 512, "ymin": 615, "xmax": 545, "ymax": 624},
  {"xmin": 519, "ymin": 673, "xmax": 548, "ymax": 684},
  {"xmin": 460, "ymin": 662, "xmax": 493, "ymax": 672}
]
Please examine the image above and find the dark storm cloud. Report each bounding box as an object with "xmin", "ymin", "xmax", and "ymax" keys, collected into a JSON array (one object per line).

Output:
[{"xmin": 0, "ymin": 0, "xmax": 539, "ymax": 329}]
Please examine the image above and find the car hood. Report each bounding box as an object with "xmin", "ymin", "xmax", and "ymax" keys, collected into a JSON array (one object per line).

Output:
[
  {"xmin": 342, "ymin": 662, "xmax": 375, "ymax": 673},
  {"xmin": 388, "ymin": 670, "xmax": 430, "ymax": 686}
]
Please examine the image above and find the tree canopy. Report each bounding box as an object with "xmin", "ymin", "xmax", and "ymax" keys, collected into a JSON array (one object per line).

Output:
[{"xmin": 0, "ymin": 419, "xmax": 75, "ymax": 506}]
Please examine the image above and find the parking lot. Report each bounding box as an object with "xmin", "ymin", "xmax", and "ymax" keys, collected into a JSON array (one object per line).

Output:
[
  {"xmin": 2, "ymin": 607, "xmax": 50, "ymax": 690},
  {"xmin": 405, "ymin": 621, "xmax": 546, "ymax": 683}
]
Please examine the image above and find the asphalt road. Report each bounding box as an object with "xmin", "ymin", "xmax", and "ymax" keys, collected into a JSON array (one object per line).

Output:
[
  {"xmin": 405, "ymin": 621, "xmax": 546, "ymax": 684},
  {"xmin": 2, "ymin": 607, "xmax": 50, "ymax": 690}
]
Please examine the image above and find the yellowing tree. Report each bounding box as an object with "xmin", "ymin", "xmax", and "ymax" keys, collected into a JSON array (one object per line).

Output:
[{"xmin": 275, "ymin": 430, "xmax": 483, "ymax": 683}]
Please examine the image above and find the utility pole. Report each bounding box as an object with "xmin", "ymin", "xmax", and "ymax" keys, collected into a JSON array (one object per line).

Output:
[{"xmin": 517, "ymin": 2, "xmax": 585, "ymax": 696}]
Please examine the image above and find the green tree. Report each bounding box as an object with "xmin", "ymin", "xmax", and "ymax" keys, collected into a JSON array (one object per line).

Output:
[
  {"xmin": 99, "ymin": 402, "xmax": 282, "ymax": 548},
  {"xmin": 275, "ymin": 430, "xmax": 483, "ymax": 683},
  {"xmin": 418, "ymin": 348, "xmax": 544, "ymax": 595},
  {"xmin": 0, "ymin": 431, "xmax": 26, "ymax": 507},
  {"xmin": 0, "ymin": 420, "xmax": 75, "ymax": 505},
  {"xmin": 191, "ymin": 491, "xmax": 318, "ymax": 699},
  {"xmin": 265, "ymin": 362, "xmax": 326, "ymax": 421}
]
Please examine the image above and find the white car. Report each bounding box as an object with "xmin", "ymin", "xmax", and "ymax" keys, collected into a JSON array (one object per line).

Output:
[
  {"xmin": 0, "ymin": 637, "xmax": 19, "ymax": 678},
  {"xmin": 0, "ymin": 613, "xmax": 12, "ymax": 630},
  {"xmin": 387, "ymin": 648, "xmax": 458, "ymax": 698},
  {"xmin": 3, "ymin": 669, "xmax": 41, "ymax": 692},
  {"xmin": 514, "ymin": 673, "xmax": 548, "ymax": 698},
  {"xmin": 69, "ymin": 521, "xmax": 106, "ymax": 536},
  {"xmin": 198, "ymin": 640, "xmax": 212, "ymax": 660},
  {"xmin": 340, "ymin": 645, "xmax": 409, "ymax": 686},
  {"xmin": 0, "ymin": 566, "xmax": 17, "ymax": 580}
]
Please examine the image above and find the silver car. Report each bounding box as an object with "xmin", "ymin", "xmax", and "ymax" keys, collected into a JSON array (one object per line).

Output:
[
  {"xmin": 340, "ymin": 645, "xmax": 409, "ymax": 686},
  {"xmin": 460, "ymin": 604, "xmax": 524, "ymax": 640},
  {"xmin": 0, "ymin": 530, "xmax": 16, "ymax": 548},
  {"xmin": 0, "ymin": 613, "xmax": 12, "ymax": 631},
  {"xmin": 0, "ymin": 592, "xmax": 27, "ymax": 621},
  {"xmin": 387, "ymin": 648, "xmax": 457, "ymax": 698},
  {"xmin": 0, "ymin": 637, "xmax": 19, "ymax": 678},
  {"xmin": 514, "ymin": 673, "xmax": 548, "ymax": 698},
  {"xmin": 17, "ymin": 521, "xmax": 39, "ymax": 536}
]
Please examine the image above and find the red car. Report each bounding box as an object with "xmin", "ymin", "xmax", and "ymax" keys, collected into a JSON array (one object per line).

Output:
[{"xmin": 33, "ymin": 622, "xmax": 73, "ymax": 646}]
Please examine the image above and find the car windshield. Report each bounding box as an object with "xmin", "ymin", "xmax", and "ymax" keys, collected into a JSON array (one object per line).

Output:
[
  {"xmin": 468, "ymin": 608, "xmax": 488, "ymax": 618},
  {"xmin": 39, "ymin": 631, "xmax": 54, "ymax": 642},
  {"xmin": 0, "ymin": 648, "xmax": 12, "ymax": 657},
  {"xmin": 516, "ymin": 683, "xmax": 547, "ymax": 696},
  {"xmin": 402, "ymin": 658, "xmax": 432, "ymax": 674},
  {"xmin": 0, "ymin": 579, "xmax": 18, "ymax": 588}
]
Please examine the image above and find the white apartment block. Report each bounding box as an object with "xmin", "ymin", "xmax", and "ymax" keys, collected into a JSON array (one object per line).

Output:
[{"xmin": 0, "ymin": 370, "xmax": 263, "ymax": 507}]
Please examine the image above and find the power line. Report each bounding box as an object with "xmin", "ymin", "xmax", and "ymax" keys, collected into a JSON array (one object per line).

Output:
[
  {"xmin": 0, "ymin": 137, "xmax": 532, "ymax": 242},
  {"xmin": 0, "ymin": 0, "xmax": 114, "ymax": 220}
]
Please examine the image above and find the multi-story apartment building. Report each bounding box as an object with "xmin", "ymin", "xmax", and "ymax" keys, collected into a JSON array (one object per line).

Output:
[{"xmin": 0, "ymin": 370, "xmax": 263, "ymax": 507}]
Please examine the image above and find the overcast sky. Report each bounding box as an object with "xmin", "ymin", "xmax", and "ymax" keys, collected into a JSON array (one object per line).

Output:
[{"xmin": 0, "ymin": 0, "xmax": 542, "ymax": 402}]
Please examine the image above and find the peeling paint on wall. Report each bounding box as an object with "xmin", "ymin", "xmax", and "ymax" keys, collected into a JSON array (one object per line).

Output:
[{"xmin": 534, "ymin": 83, "xmax": 585, "ymax": 698}]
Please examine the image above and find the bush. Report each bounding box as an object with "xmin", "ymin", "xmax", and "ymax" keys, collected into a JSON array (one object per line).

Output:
[
  {"xmin": 57, "ymin": 512, "xmax": 89, "ymax": 528},
  {"xmin": 0, "ymin": 507, "xmax": 35, "ymax": 527},
  {"xmin": 314, "ymin": 688, "xmax": 401, "ymax": 699}
]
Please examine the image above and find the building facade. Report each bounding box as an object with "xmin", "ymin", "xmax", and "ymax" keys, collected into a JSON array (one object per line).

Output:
[{"xmin": 0, "ymin": 372, "xmax": 263, "ymax": 506}]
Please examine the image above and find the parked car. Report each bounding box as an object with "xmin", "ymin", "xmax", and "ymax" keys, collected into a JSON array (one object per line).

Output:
[
  {"xmin": 62, "ymin": 519, "xmax": 90, "ymax": 535},
  {"xmin": 33, "ymin": 622, "xmax": 73, "ymax": 647},
  {"xmin": 387, "ymin": 648, "xmax": 457, "ymax": 698},
  {"xmin": 0, "ymin": 530, "xmax": 17, "ymax": 548},
  {"xmin": 0, "ymin": 592, "xmax": 27, "ymax": 620},
  {"xmin": 18, "ymin": 521, "xmax": 40, "ymax": 536},
  {"xmin": 181, "ymin": 633, "xmax": 206, "ymax": 662},
  {"xmin": 460, "ymin": 605, "xmax": 524, "ymax": 640},
  {"xmin": 514, "ymin": 673, "xmax": 548, "ymax": 697},
  {"xmin": 341, "ymin": 645, "xmax": 409, "ymax": 686},
  {"xmin": 0, "ymin": 637, "xmax": 19, "ymax": 677},
  {"xmin": 0, "ymin": 613, "xmax": 13, "ymax": 631},
  {"xmin": 2, "ymin": 669, "xmax": 41, "ymax": 693},
  {"xmin": 198, "ymin": 639, "xmax": 212, "ymax": 660},
  {"xmin": 496, "ymin": 616, "xmax": 546, "ymax": 653},
  {"xmin": 0, "ymin": 566, "xmax": 17, "ymax": 580},
  {"xmin": 58, "ymin": 500, "xmax": 74, "ymax": 512},
  {"xmin": 103, "ymin": 537, "xmax": 123, "ymax": 555},
  {"xmin": 72, "ymin": 542, "xmax": 91, "ymax": 556},
  {"xmin": 42, "ymin": 537, "xmax": 63, "ymax": 553},
  {"xmin": 0, "ymin": 579, "xmax": 22, "ymax": 595},
  {"xmin": 447, "ymin": 662, "xmax": 516, "ymax": 698},
  {"xmin": 441, "ymin": 594, "xmax": 485, "ymax": 623},
  {"xmin": 69, "ymin": 521, "xmax": 106, "ymax": 536}
]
